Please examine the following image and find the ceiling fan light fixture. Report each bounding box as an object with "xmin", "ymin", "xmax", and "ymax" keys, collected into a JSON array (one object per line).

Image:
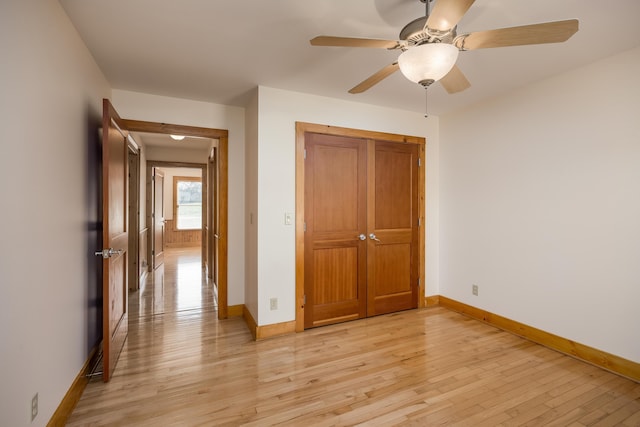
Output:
[
  {"xmin": 398, "ymin": 43, "xmax": 459, "ymax": 87},
  {"xmin": 170, "ymin": 134, "xmax": 185, "ymax": 141}
]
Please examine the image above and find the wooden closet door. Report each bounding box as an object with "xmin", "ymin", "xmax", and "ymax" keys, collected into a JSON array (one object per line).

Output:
[
  {"xmin": 304, "ymin": 133, "xmax": 368, "ymax": 328},
  {"xmin": 367, "ymin": 140, "xmax": 419, "ymax": 316}
]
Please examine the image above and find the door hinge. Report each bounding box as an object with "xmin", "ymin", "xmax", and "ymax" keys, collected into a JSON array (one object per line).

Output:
[
  {"xmin": 303, "ymin": 295, "xmax": 306, "ymax": 305},
  {"xmin": 418, "ymin": 277, "xmax": 421, "ymax": 287},
  {"xmin": 418, "ymin": 217, "xmax": 421, "ymax": 227},
  {"xmin": 304, "ymin": 148, "xmax": 307, "ymax": 159},
  {"xmin": 152, "ymin": 250, "xmax": 155, "ymax": 255},
  {"xmin": 303, "ymin": 222, "xmax": 306, "ymax": 232},
  {"xmin": 418, "ymin": 158, "xmax": 422, "ymax": 167}
]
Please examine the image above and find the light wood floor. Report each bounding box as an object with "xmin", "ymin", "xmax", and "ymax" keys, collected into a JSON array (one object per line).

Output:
[
  {"xmin": 68, "ymin": 248, "xmax": 640, "ymax": 426},
  {"xmin": 129, "ymin": 247, "xmax": 217, "ymax": 318}
]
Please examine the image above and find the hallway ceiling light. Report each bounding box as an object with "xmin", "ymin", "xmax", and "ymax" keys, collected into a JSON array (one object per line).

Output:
[{"xmin": 170, "ymin": 135, "xmax": 185, "ymax": 141}]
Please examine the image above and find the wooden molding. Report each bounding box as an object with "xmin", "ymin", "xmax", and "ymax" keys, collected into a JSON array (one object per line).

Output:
[
  {"xmin": 164, "ymin": 218, "xmax": 201, "ymax": 247},
  {"xmin": 294, "ymin": 123, "xmax": 306, "ymax": 332},
  {"xmin": 438, "ymin": 296, "xmax": 640, "ymax": 382},
  {"xmin": 418, "ymin": 143, "xmax": 426, "ymax": 308},
  {"xmin": 424, "ymin": 295, "xmax": 440, "ymax": 307},
  {"xmin": 217, "ymin": 136, "xmax": 229, "ymax": 320},
  {"xmin": 294, "ymin": 122, "xmax": 425, "ymax": 145},
  {"xmin": 121, "ymin": 119, "xmax": 228, "ymax": 140},
  {"xmin": 243, "ymin": 305, "xmax": 258, "ymax": 340},
  {"xmin": 256, "ymin": 321, "xmax": 296, "ymax": 340},
  {"xmin": 242, "ymin": 306, "xmax": 296, "ymax": 341},
  {"xmin": 139, "ymin": 228, "xmax": 149, "ymax": 276},
  {"xmin": 227, "ymin": 304, "xmax": 244, "ymax": 317},
  {"xmin": 47, "ymin": 347, "xmax": 98, "ymax": 426}
]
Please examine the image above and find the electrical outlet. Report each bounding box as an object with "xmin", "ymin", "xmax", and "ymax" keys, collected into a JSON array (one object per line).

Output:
[
  {"xmin": 270, "ymin": 298, "xmax": 278, "ymax": 310},
  {"xmin": 472, "ymin": 284, "xmax": 479, "ymax": 296},
  {"xmin": 31, "ymin": 393, "xmax": 38, "ymax": 421}
]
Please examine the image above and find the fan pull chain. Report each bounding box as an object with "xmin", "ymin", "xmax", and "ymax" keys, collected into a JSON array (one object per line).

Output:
[{"xmin": 424, "ymin": 87, "xmax": 429, "ymax": 118}]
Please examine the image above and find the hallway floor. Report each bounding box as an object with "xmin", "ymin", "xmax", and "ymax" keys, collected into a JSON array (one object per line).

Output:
[
  {"xmin": 130, "ymin": 246, "xmax": 217, "ymax": 318},
  {"xmin": 67, "ymin": 247, "xmax": 640, "ymax": 426}
]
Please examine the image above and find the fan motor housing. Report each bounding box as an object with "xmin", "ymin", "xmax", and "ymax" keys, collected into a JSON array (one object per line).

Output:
[{"xmin": 399, "ymin": 16, "xmax": 457, "ymax": 46}]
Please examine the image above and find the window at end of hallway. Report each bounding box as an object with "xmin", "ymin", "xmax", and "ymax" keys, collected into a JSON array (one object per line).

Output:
[{"xmin": 174, "ymin": 176, "xmax": 202, "ymax": 230}]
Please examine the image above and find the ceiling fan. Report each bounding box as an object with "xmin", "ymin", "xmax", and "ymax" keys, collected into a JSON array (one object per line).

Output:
[{"xmin": 310, "ymin": 0, "xmax": 579, "ymax": 94}]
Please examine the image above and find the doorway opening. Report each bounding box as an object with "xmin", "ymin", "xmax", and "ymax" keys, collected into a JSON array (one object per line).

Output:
[
  {"xmin": 121, "ymin": 119, "xmax": 230, "ymax": 321},
  {"xmin": 131, "ymin": 161, "xmax": 214, "ymax": 317},
  {"xmin": 134, "ymin": 156, "xmax": 223, "ymax": 320}
]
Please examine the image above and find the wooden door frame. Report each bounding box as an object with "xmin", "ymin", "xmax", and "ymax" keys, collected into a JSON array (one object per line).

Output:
[
  {"xmin": 295, "ymin": 122, "xmax": 426, "ymax": 332},
  {"xmin": 122, "ymin": 119, "xmax": 230, "ymax": 319},
  {"xmin": 127, "ymin": 137, "xmax": 141, "ymax": 291},
  {"xmin": 146, "ymin": 163, "xmax": 204, "ymax": 263},
  {"xmin": 149, "ymin": 167, "xmax": 165, "ymax": 270},
  {"xmin": 208, "ymin": 148, "xmax": 218, "ymax": 283}
]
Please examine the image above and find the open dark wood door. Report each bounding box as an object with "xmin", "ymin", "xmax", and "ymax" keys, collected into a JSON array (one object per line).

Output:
[
  {"xmin": 367, "ymin": 140, "xmax": 419, "ymax": 316},
  {"xmin": 153, "ymin": 168, "xmax": 165, "ymax": 269},
  {"xmin": 99, "ymin": 99, "xmax": 129, "ymax": 381}
]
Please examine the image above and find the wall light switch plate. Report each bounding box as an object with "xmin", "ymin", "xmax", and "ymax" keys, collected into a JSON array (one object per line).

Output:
[{"xmin": 284, "ymin": 212, "xmax": 293, "ymax": 225}]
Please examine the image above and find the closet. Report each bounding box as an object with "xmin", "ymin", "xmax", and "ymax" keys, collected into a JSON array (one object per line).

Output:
[{"xmin": 302, "ymin": 127, "xmax": 424, "ymax": 328}]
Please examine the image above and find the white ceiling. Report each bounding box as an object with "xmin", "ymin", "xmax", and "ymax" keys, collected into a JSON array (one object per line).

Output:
[
  {"xmin": 131, "ymin": 132, "xmax": 213, "ymax": 151},
  {"xmin": 60, "ymin": 0, "xmax": 640, "ymax": 116}
]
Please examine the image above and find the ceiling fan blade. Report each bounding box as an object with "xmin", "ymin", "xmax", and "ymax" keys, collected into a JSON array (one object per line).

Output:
[
  {"xmin": 439, "ymin": 65, "xmax": 470, "ymax": 94},
  {"xmin": 426, "ymin": 0, "xmax": 475, "ymax": 32},
  {"xmin": 310, "ymin": 36, "xmax": 400, "ymax": 49},
  {"xmin": 349, "ymin": 62, "xmax": 400, "ymax": 94},
  {"xmin": 457, "ymin": 19, "xmax": 579, "ymax": 50}
]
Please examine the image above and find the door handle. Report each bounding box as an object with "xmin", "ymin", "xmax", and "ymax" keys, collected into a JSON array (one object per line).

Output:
[
  {"xmin": 358, "ymin": 234, "xmax": 367, "ymax": 241},
  {"xmin": 94, "ymin": 248, "xmax": 123, "ymax": 259},
  {"xmin": 369, "ymin": 233, "xmax": 381, "ymax": 242}
]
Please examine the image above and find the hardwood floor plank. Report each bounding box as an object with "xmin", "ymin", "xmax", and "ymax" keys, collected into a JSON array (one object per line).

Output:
[{"xmin": 66, "ymin": 247, "xmax": 640, "ymax": 426}]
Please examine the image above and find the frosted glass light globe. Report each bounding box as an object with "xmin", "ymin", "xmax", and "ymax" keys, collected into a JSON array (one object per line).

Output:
[{"xmin": 398, "ymin": 43, "xmax": 459, "ymax": 86}]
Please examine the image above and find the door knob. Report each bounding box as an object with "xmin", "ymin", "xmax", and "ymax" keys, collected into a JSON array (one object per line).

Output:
[
  {"xmin": 94, "ymin": 248, "xmax": 123, "ymax": 259},
  {"xmin": 358, "ymin": 234, "xmax": 366, "ymax": 241},
  {"xmin": 369, "ymin": 233, "xmax": 381, "ymax": 242}
]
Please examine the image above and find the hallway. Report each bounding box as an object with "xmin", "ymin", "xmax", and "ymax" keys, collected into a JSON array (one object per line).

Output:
[
  {"xmin": 130, "ymin": 247, "xmax": 217, "ymax": 318},
  {"xmin": 66, "ymin": 248, "xmax": 640, "ymax": 426}
]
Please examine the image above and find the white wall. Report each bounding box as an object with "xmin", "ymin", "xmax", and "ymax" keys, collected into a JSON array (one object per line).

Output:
[
  {"xmin": 245, "ymin": 89, "xmax": 259, "ymax": 316},
  {"xmin": 252, "ymin": 86, "xmax": 440, "ymax": 325},
  {"xmin": 111, "ymin": 90, "xmax": 246, "ymax": 306},
  {"xmin": 146, "ymin": 145, "xmax": 210, "ymax": 164},
  {"xmin": 0, "ymin": 2, "xmax": 111, "ymax": 426},
  {"xmin": 439, "ymin": 46, "xmax": 640, "ymax": 363}
]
